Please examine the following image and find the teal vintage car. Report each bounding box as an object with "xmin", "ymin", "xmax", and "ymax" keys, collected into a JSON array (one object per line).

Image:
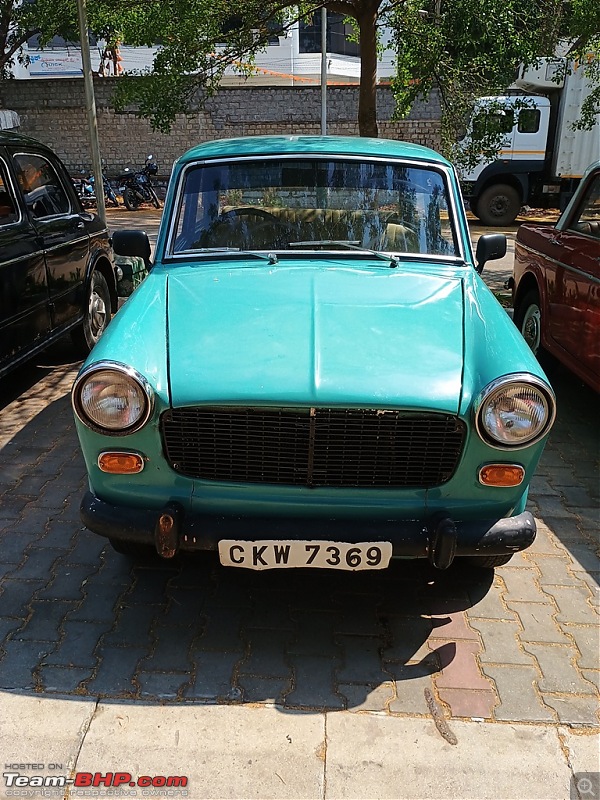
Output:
[{"xmin": 71, "ymin": 136, "xmax": 556, "ymax": 571}]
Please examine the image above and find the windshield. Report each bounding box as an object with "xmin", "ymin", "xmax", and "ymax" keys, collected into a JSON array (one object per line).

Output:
[{"xmin": 170, "ymin": 157, "xmax": 460, "ymax": 258}]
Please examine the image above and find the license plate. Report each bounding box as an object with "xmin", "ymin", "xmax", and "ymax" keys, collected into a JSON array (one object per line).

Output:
[{"xmin": 218, "ymin": 540, "xmax": 392, "ymax": 571}]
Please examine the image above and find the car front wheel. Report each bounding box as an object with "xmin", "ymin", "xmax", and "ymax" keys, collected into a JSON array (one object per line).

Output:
[
  {"xmin": 514, "ymin": 289, "xmax": 542, "ymax": 354},
  {"xmin": 72, "ymin": 270, "xmax": 112, "ymax": 354}
]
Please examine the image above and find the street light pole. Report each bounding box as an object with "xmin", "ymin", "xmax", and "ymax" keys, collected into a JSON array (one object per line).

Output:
[
  {"xmin": 321, "ymin": 6, "xmax": 327, "ymax": 135},
  {"xmin": 76, "ymin": 0, "xmax": 106, "ymax": 223}
]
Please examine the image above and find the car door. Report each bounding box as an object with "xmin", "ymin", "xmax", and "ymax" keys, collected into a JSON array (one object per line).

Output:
[
  {"xmin": 12, "ymin": 150, "xmax": 90, "ymax": 331},
  {"xmin": 0, "ymin": 150, "xmax": 52, "ymax": 371}
]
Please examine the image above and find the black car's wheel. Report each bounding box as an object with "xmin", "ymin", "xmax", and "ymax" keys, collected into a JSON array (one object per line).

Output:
[
  {"xmin": 108, "ymin": 538, "xmax": 156, "ymax": 559},
  {"xmin": 514, "ymin": 289, "xmax": 542, "ymax": 354},
  {"xmin": 464, "ymin": 554, "xmax": 514, "ymax": 568},
  {"xmin": 71, "ymin": 270, "xmax": 112, "ymax": 354},
  {"xmin": 123, "ymin": 187, "xmax": 140, "ymax": 211},
  {"xmin": 475, "ymin": 184, "xmax": 521, "ymax": 226}
]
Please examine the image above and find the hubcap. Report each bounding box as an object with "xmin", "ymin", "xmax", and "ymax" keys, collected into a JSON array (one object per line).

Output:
[
  {"xmin": 89, "ymin": 290, "xmax": 107, "ymax": 340},
  {"xmin": 522, "ymin": 304, "xmax": 541, "ymax": 353}
]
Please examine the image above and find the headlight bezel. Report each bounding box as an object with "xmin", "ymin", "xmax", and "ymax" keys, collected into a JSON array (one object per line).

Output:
[
  {"xmin": 474, "ymin": 373, "xmax": 556, "ymax": 450},
  {"xmin": 72, "ymin": 361, "xmax": 154, "ymax": 436}
]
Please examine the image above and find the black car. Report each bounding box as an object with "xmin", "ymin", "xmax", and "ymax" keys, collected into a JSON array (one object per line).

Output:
[{"xmin": 0, "ymin": 131, "xmax": 117, "ymax": 378}]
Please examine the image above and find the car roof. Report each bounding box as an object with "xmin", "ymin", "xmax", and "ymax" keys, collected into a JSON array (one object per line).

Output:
[
  {"xmin": 0, "ymin": 130, "xmax": 55, "ymax": 151},
  {"xmin": 177, "ymin": 135, "xmax": 453, "ymax": 168}
]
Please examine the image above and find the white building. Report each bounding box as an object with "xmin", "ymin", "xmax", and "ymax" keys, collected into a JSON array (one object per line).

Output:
[{"xmin": 14, "ymin": 14, "xmax": 396, "ymax": 84}]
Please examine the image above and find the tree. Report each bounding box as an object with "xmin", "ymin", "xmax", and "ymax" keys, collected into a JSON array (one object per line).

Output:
[{"xmin": 2, "ymin": 0, "xmax": 598, "ymax": 147}]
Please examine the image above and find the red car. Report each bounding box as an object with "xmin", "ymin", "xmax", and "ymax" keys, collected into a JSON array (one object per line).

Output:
[{"xmin": 511, "ymin": 161, "xmax": 600, "ymax": 393}]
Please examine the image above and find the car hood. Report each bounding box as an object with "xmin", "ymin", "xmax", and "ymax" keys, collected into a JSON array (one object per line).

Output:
[{"xmin": 167, "ymin": 260, "xmax": 465, "ymax": 413}]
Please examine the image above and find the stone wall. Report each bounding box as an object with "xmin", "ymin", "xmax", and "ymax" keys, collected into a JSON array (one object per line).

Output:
[{"xmin": 0, "ymin": 78, "xmax": 442, "ymax": 177}]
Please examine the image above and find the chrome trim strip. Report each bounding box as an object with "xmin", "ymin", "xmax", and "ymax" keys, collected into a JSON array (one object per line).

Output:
[
  {"xmin": 473, "ymin": 373, "xmax": 556, "ymax": 451},
  {"xmin": 0, "ymin": 252, "xmax": 40, "ymax": 268},
  {"xmin": 72, "ymin": 360, "xmax": 154, "ymax": 436},
  {"xmin": 0, "ymin": 155, "xmax": 23, "ymax": 226},
  {"xmin": 44, "ymin": 234, "xmax": 89, "ymax": 253}
]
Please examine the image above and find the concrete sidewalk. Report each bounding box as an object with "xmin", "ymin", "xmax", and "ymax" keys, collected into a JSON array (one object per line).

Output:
[{"xmin": 2, "ymin": 692, "xmax": 598, "ymax": 799}]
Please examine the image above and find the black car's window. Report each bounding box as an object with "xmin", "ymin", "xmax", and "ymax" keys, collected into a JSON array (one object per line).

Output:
[
  {"xmin": 172, "ymin": 158, "xmax": 459, "ymax": 258},
  {"xmin": 0, "ymin": 159, "xmax": 19, "ymax": 225},
  {"xmin": 569, "ymin": 175, "xmax": 600, "ymax": 239},
  {"xmin": 14, "ymin": 153, "xmax": 71, "ymax": 219}
]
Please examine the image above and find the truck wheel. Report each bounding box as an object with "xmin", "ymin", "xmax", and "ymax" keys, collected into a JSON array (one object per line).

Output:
[
  {"xmin": 514, "ymin": 289, "xmax": 542, "ymax": 354},
  {"xmin": 476, "ymin": 184, "xmax": 521, "ymax": 226},
  {"xmin": 71, "ymin": 270, "xmax": 112, "ymax": 354}
]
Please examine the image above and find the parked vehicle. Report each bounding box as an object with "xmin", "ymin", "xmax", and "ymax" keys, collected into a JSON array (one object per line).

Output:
[
  {"xmin": 73, "ymin": 171, "xmax": 120, "ymax": 208},
  {"xmin": 461, "ymin": 58, "xmax": 600, "ymax": 225},
  {"xmin": 72, "ymin": 135, "xmax": 556, "ymax": 572},
  {"xmin": 510, "ymin": 160, "xmax": 600, "ymax": 393},
  {"xmin": 118, "ymin": 155, "xmax": 161, "ymax": 211},
  {"xmin": 0, "ymin": 131, "xmax": 119, "ymax": 378}
]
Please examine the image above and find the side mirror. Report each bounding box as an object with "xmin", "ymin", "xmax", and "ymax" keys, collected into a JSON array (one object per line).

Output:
[
  {"xmin": 475, "ymin": 233, "xmax": 507, "ymax": 274},
  {"xmin": 112, "ymin": 229, "xmax": 152, "ymax": 266}
]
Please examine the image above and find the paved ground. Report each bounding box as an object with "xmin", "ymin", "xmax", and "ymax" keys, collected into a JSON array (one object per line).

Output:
[{"xmin": 0, "ymin": 209, "xmax": 598, "ymax": 799}]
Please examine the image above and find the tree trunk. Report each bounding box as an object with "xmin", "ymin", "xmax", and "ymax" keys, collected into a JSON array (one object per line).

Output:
[{"xmin": 356, "ymin": 1, "xmax": 379, "ymax": 137}]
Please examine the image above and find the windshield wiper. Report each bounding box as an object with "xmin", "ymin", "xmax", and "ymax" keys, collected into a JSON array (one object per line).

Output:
[
  {"xmin": 190, "ymin": 247, "xmax": 278, "ymax": 264},
  {"xmin": 289, "ymin": 240, "xmax": 399, "ymax": 268}
]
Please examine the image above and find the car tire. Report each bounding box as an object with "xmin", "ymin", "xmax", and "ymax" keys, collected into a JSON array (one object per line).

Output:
[
  {"xmin": 514, "ymin": 289, "xmax": 542, "ymax": 354},
  {"xmin": 475, "ymin": 184, "xmax": 521, "ymax": 226},
  {"xmin": 123, "ymin": 187, "xmax": 140, "ymax": 211},
  {"xmin": 71, "ymin": 270, "xmax": 112, "ymax": 354},
  {"xmin": 464, "ymin": 554, "xmax": 513, "ymax": 568}
]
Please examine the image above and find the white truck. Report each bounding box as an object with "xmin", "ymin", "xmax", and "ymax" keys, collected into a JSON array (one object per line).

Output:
[{"xmin": 461, "ymin": 57, "xmax": 600, "ymax": 226}]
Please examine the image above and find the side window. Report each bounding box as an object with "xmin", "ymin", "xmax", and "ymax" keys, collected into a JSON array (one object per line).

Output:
[
  {"xmin": 13, "ymin": 153, "xmax": 71, "ymax": 219},
  {"xmin": 517, "ymin": 109, "xmax": 541, "ymax": 134},
  {"xmin": 0, "ymin": 160, "xmax": 18, "ymax": 225},
  {"xmin": 569, "ymin": 175, "xmax": 600, "ymax": 238}
]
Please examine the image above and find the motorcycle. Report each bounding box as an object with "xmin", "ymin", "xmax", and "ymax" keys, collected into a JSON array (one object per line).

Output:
[
  {"xmin": 118, "ymin": 155, "xmax": 161, "ymax": 211},
  {"xmin": 73, "ymin": 171, "xmax": 120, "ymax": 208}
]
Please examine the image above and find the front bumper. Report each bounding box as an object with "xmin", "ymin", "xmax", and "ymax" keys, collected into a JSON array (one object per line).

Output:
[{"xmin": 81, "ymin": 491, "xmax": 536, "ymax": 568}]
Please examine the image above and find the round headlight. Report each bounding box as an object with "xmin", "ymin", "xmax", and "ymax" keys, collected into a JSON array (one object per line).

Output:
[
  {"xmin": 475, "ymin": 375, "xmax": 555, "ymax": 448},
  {"xmin": 73, "ymin": 363, "xmax": 153, "ymax": 435}
]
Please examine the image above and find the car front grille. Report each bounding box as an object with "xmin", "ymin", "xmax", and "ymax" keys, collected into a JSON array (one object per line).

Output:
[{"xmin": 160, "ymin": 406, "xmax": 466, "ymax": 488}]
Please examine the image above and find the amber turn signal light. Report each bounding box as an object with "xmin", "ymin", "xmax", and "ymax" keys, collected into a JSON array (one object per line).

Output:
[
  {"xmin": 479, "ymin": 464, "xmax": 525, "ymax": 487},
  {"xmin": 98, "ymin": 452, "xmax": 145, "ymax": 474}
]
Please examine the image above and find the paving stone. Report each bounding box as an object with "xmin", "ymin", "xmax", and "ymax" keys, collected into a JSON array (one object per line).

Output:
[
  {"xmin": 581, "ymin": 670, "xmax": 600, "ymax": 692},
  {"xmin": 69, "ymin": 582, "xmax": 123, "ymax": 623},
  {"xmin": 137, "ymin": 671, "xmax": 192, "ymax": 698},
  {"xmin": 31, "ymin": 521, "xmax": 77, "ymax": 549},
  {"xmin": 194, "ymin": 606, "xmax": 247, "ymax": 652},
  {"xmin": 539, "ymin": 516, "xmax": 585, "ymax": 543},
  {"xmin": 432, "ymin": 640, "xmax": 492, "ymax": 692},
  {"xmin": 157, "ymin": 587, "xmax": 207, "ymax": 628},
  {"xmin": 5, "ymin": 547, "xmax": 64, "ymax": 579},
  {"xmin": 381, "ymin": 615, "xmax": 433, "ymax": 662},
  {"xmin": 245, "ymin": 594, "xmax": 295, "ymax": 630},
  {"xmin": 469, "ymin": 618, "xmax": 535, "ymax": 666},
  {"xmin": 561, "ymin": 625, "xmax": 600, "ymax": 670},
  {"xmin": 560, "ymin": 486, "xmax": 599, "ymax": 509},
  {"xmin": 529, "ymin": 555, "xmax": 587, "ymax": 588},
  {"xmin": 541, "ymin": 585, "xmax": 598, "ymax": 625},
  {"xmin": 15, "ymin": 600, "xmax": 77, "ymax": 642},
  {"xmin": 566, "ymin": 545, "xmax": 600, "ymax": 574},
  {"xmin": 140, "ymin": 624, "xmax": 198, "ymax": 672},
  {"xmin": 61, "ymin": 532, "xmax": 107, "ymax": 565},
  {"xmin": 102, "ymin": 604, "xmax": 160, "ymax": 648},
  {"xmin": 466, "ymin": 582, "xmax": 515, "ymax": 621},
  {"xmin": 482, "ymin": 664, "xmax": 555, "ymax": 722},
  {"xmin": 0, "ymin": 640, "xmax": 51, "ymax": 689},
  {"xmin": 522, "ymin": 642, "xmax": 598, "ymax": 694},
  {"xmin": 0, "ymin": 533, "xmax": 37, "ymax": 564},
  {"xmin": 284, "ymin": 655, "xmax": 345, "ymax": 709},
  {"xmin": 238, "ymin": 675, "xmax": 291, "ymax": 704},
  {"xmin": 386, "ymin": 662, "xmax": 435, "ymax": 714},
  {"xmin": 428, "ymin": 609, "xmax": 480, "ymax": 641},
  {"xmin": 44, "ymin": 620, "xmax": 109, "ymax": 668},
  {"xmin": 526, "ymin": 522, "xmax": 564, "ymax": 554},
  {"xmin": 498, "ymin": 567, "xmax": 547, "ymax": 603},
  {"xmin": 34, "ymin": 564, "xmax": 98, "ymax": 601},
  {"xmin": 506, "ymin": 601, "xmax": 569, "ymax": 643},
  {"xmin": 85, "ymin": 646, "xmax": 147, "ymax": 695},
  {"xmin": 335, "ymin": 635, "xmax": 390, "ymax": 684},
  {"xmin": 576, "ymin": 573, "xmax": 600, "ymax": 607},
  {"xmin": 287, "ymin": 610, "xmax": 342, "ymax": 657},
  {"xmin": 437, "ymin": 688, "xmax": 497, "ymax": 719},
  {"xmin": 0, "ymin": 616, "xmax": 22, "ymax": 643},
  {"xmin": 543, "ymin": 694, "xmax": 600, "ymax": 726},
  {"xmin": 333, "ymin": 606, "xmax": 385, "ymax": 636},
  {"xmin": 529, "ymin": 475, "xmax": 559, "ymax": 496},
  {"xmin": 340, "ymin": 681, "xmax": 395, "ymax": 712},
  {"xmin": 37, "ymin": 665, "xmax": 91, "ymax": 693},
  {"xmin": 185, "ymin": 650, "xmax": 241, "ymax": 700},
  {"xmin": 239, "ymin": 629, "xmax": 292, "ymax": 678}
]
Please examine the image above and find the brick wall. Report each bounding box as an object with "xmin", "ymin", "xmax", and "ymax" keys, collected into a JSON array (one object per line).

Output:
[{"xmin": 0, "ymin": 78, "xmax": 442, "ymax": 176}]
